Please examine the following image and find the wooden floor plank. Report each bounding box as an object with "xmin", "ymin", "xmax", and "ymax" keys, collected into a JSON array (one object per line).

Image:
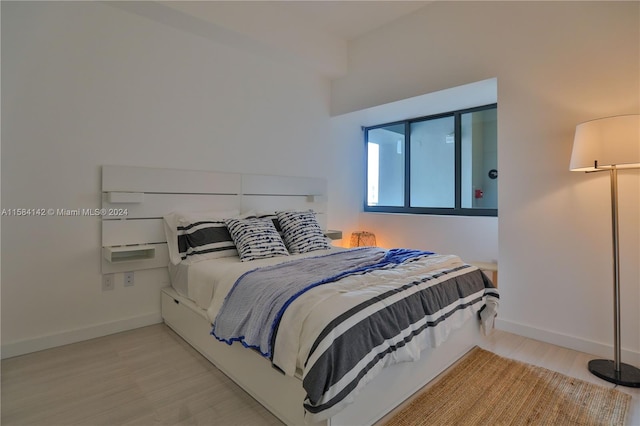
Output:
[{"xmin": 2, "ymin": 324, "xmax": 638, "ymax": 425}]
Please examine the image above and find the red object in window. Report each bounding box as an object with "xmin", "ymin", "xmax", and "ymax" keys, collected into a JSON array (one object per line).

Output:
[{"xmin": 475, "ymin": 189, "xmax": 484, "ymax": 199}]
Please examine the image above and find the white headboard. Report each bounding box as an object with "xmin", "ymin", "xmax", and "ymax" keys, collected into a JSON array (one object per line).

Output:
[{"xmin": 101, "ymin": 165, "xmax": 327, "ymax": 274}]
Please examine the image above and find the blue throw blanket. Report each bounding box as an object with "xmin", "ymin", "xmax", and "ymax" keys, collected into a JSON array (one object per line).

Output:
[{"xmin": 211, "ymin": 247, "xmax": 433, "ymax": 358}]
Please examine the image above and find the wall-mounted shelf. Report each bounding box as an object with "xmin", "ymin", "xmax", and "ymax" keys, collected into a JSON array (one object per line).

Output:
[
  {"xmin": 324, "ymin": 230, "xmax": 343, "ymax": 240},
  {"xmin": 103, "ymin": 245, "xmax": 156, "ymax": 263}
]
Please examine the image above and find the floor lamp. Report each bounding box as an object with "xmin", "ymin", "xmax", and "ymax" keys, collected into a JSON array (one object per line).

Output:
[{"xmin": 570, "ymin": 114, "xmax": 640, "ymax": 387}]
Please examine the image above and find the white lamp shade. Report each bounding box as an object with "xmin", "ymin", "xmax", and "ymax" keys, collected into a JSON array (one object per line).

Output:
[{"xmin": 570, "ymin": 114, "xmax": 640, "ymax": 171}]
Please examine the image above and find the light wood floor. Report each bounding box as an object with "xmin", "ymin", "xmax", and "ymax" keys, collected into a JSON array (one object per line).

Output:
[{"xmin": 2, "ymin": 324, "xmax": 638, "ymax": 425}]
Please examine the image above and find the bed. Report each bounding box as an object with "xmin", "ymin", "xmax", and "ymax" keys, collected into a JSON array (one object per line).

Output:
[{"xmin": 100, "ymin": 165, "xmax": 499, "ymax": 426}]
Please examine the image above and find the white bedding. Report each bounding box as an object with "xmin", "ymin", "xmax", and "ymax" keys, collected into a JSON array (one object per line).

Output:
[
  {"xmin": 207, "ymin": 248, "xmax": 498, "ymax": 422},
  {"xmin": 273, "ymin": 253, "xmax": 467, "ymax": 376},
  {"xmin": 170, "ymin": 246, "xmax": 346, "ymax": 315}
]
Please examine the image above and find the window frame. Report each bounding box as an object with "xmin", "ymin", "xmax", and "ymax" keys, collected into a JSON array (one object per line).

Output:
[{"xmin": 364, "ymin": 103, "xmax": 498, "ymax": 217}]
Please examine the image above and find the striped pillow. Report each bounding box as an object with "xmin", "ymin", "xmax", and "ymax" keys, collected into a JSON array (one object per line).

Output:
[
  {"xmin": 177, "ymin": 218, "xmax": 238, "ymax": 262},
  {"xmin": 276, "ymin": 210, "xmax": 331, "ymax": 254},
  {"xmin": 164, "ymin": 209, "xmax": 239, "ymax": 264},
  {"xmin": 225, "ymin": 218, "xmax": 289, "ymax": 262}
]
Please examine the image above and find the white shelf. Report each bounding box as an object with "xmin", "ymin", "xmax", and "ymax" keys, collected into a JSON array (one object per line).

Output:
[
  {"xmin": 324, "ymin": 230, "xmax": 343, "ymax": 240},
  {"xmin": 103, "ymin": 245, "xmax": 156, "ymax": 263}
]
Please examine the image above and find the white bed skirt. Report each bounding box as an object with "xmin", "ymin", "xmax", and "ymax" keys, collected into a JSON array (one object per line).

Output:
[{"xmin": 161, "ymin": 287, "xmax": 482, "ymax": 426}]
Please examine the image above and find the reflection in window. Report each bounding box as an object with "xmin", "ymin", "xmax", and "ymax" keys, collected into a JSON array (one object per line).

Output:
[
  {"xmin": 365, "ymin": 124, "xmax": 405, "ymax": 207},
  {"xmin": 367, "ymin": 142, "xmax": 379, "ymax": 205},
  {"xmin": 410, "ymin": 116, "xmax": 455, "ymax": 208},
  {"xmin": 461, "ymin": 108, "xmax": 497, "ymax": 209}
]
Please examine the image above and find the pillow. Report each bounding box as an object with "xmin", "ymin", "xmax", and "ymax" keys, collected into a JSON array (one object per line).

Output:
[
  {"xmin": 225, "ymin": 217, "xmax": 289, "ymax": 262},
  {"xmin": 177, "ymin": 218, "xmax": 238, "ymax": 262},
  {"xmin": 163, "ymin": 209, "xmax": 239, "ymax": 264},
  {"xmin": 243, "ymin": 211, "xmax": 282, "ymax": 233},
  {"xmin": 276, "ymin": 210, "xmax": 331, "ymax": 254},
  {"xmin": 164, "ymin": 212, "xmax": 184, "ymax": 264}
]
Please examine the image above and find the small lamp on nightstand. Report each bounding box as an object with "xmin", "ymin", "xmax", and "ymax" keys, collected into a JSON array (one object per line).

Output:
[{"xmin": 350, "ymin": 231, "xmax": 376, "ymax": 248}]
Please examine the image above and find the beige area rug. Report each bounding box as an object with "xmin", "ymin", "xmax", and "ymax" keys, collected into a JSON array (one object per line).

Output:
[{"xmin": 385, "ymin": 347, "xmax": 631, "ymax": 426}]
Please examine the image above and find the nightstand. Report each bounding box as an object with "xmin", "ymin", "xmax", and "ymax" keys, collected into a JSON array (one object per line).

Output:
[
  {"xmin": 470, "ymin": 261, "xmax": 498, "ymax": 287},
  {"xmin": 324, "ymin": 230, "xmax": 343, "ymax": 240}
]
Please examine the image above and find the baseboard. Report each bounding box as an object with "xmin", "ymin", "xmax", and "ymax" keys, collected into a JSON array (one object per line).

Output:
[
  {"xmin": 1, "ymin": 312, "xmax": 163, "ymax": 359},
  {"xmin": 5, "ymin": 315, "xmax": 638, "ymax": 367},
  {"xmin": 496, "ymin": 318, "xmax": 640, "ymax": 367}
]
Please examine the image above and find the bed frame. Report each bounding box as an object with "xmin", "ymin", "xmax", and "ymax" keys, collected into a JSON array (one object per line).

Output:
[
  {"xmin": 162, "ymin": 287, "xmax": 480, "ymax": 426},
  {"xmin": 101, "ymin": 165, "xmax": 482, "ymax": 426}
]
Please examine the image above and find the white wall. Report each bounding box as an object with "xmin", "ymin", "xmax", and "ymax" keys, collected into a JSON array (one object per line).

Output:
[
  {"xmin": 1, "ymin": 2, "xmax": 331, "ymax": 356},
  {"xmin": 329, "ymin": 1, "xmax": 640, "ymax": 363}
]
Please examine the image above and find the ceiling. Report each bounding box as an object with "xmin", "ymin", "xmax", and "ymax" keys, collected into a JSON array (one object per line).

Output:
[{"xmin": 164, "ymin": 1, "xmax": 432, "ymax": 42}]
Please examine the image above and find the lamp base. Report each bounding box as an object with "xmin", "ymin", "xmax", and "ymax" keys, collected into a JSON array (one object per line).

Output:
[{"xmin": 588, "ymin": 359, "xmax": 640, "ymax": 387}]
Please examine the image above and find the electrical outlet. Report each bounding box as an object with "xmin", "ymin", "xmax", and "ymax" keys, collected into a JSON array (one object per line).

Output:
[
  {"xmin": 102, "ymin": 274, "xmax": 115, "ymax": 291},
  {"xmin": 124, "ymin": 271, "xmax": 134, "ymax": 287}
]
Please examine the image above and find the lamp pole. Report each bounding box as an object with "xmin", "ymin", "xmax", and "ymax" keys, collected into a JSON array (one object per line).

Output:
[
  {"xmin": 610, "ymin": 166, "xmax": 621, "ymax": 373},
  {"xmin": 587, "ymin": 165, "xmax": 640, "ymax": 387}
]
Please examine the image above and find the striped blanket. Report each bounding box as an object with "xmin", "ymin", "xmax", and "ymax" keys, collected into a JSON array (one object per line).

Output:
[{"xmin": 212, "ymin": 248, "xmax": 499, "ymax": 422}]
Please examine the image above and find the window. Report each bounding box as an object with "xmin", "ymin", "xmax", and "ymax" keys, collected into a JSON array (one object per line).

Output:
[{"xmin": 365, "ymin": 104, "xmax": 497, "ymax": 216}]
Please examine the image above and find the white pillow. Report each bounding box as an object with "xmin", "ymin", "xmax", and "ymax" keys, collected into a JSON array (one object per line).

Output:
[
  {"xmin": 163, "ymin": 209, "xmax": 239, "ymax": 265},
  {"xmin": 225, "ymin": 217, "xmax": 289, "ymax": 262},
  {"xmin": 276, "ymin": 210, "xmax": 331, "ymax": 254}
]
